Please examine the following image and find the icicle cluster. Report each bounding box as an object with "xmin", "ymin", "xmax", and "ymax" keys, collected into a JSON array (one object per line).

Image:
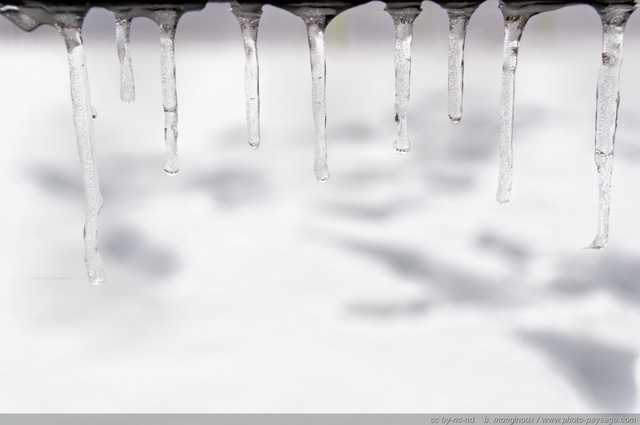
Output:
[
  {"xmin": 0, "ymin": 0, "xmax": 637, "ymax": 284},
  {"xmin": 495, "ymin": 1, "xmax": 635, "ymax": 248}
]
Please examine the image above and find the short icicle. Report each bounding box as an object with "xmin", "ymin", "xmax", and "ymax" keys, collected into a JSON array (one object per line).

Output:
[
  {"xmin": 115, "ymin": 12, "xmax": 135, "ymax": 103},
  {"xmin": 497, "ymin": 10, "xmax": 532, "ymax": 204},
  {"xmin": 386, "ymin": 5, "xmax": 420, "ymax": 154},
  {"xmin": 296, "ymin": 8, "xmax": 333, "ymax": 181},
  {"xmin": 57, "ymin": 17, "xmax": 106, "ymax": 284},
  {"xmin": 589, "ymin": 4, "xmax": 634, "ymax": 249},
  {"xmin": 153, "ymin": 9, "xmax": 181, "ymax": 175},
  {"xmin": 231, "ymin": 3, "xmax": 262, "ymax": 149},
  {"xmin": 446, "ymin": 5, "xmax": 477, "ymax": 124}
]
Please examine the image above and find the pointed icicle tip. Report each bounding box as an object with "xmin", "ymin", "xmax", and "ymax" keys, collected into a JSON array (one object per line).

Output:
[
  {"xmin": 386, "ymin": 5, "xmax": 420, "ymax": 156},
  {"xmin": 295, "ymin": 8, "xmax": 334, "ymax": 183},
  {"xmin": 57, "ymin": 17, "xmax": 107, "ymax": 285},
  {"xmin": 497, "ymin": 11, "xmax": 532, "ymax": 206},
  {"xmin": 588, "ymin": 4, "xmax": 634, "ymax": 250},
  {"xmin": 446, "ymin": 6, "xmax": 477, "ymax": 125},
  {"xmin": 231, "ymin": 3, "xmax": 262, "ymax": 150},
  {"xmin": 585, "ymin": 239, "xmax": 607, "ymax": 250},
  {"xmin": 154, "ymin": 9, "xmax": 182, "ymax": 176}
]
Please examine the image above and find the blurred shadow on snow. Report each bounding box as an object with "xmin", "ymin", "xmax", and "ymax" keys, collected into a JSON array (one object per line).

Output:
[
  {"xmin": 104, "ymin": 226, "xmax": 181, "ymax": 278},
  {"xmin": 331, "ymin": 121, "xmax": 377, "ymax": 144},
  {"xmin": 28, "ymin": 166, "xmax": 84, "ymax": 198},
  {"xmin": 336, "ymin": 238, "xmax": 520, "ymax": 316},
  {"xmin": 551, "ymin": 252, "xmax": 640, "ymax": 303},
  {"xmin": 409, "ymin": 93, "xmax": 547, "ymax": 164},
  {"xmin": 346, "ymin": 299, "xmax": 430, "ymax": 319},
  {"xmin": 320, "ymin": 198, "xmax": 423, "ymax": 220},
  {"xmin": 436, "ymin": 114, "xmax": 500, "ymax": 163},
  {"xmin": 29, "ymin": 155, "xmax": 161, "ymax": 202},
  {"xmin": 476, "ymin": 231, "xmax": 529, "ymax": 270},
  {"xmin": 520, "ymin": 330, "xmax": 637, "ymax": 412},
  {"xmin": 424, "ymin": 169, "xmax": 473, "ymax": 192},
  {"xmin": 192, "ymin": 168, "xmax": 269, "ymax": 208}
]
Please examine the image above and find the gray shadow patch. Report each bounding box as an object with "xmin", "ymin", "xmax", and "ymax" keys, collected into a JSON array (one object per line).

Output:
[
  {"xmin": 552, "ymin": 253, "xmax": 640, "ymax": 303},
  {"xmin": 104, "ymin": 226, "xmax": 180, "ymax": 278},
  {"xmin": 426, "ymin": 169, "xmax": 473, "ymax": 192},
  {"xmin": 331, "ymin": 121, "xmax": 376, "ymax": 144},
  {"xmin": 28, "ymin": 166, "xmax": 83, "ymax": 198},
  {"xmin": 193, "ymin": 169, "xmax": 268, "ymax": 208},
  {"xmin": 322, "ymin": 198, "xmax": 422, "ymax": 220},
  {"xmin": 520, "ymin": 330, "xmax": 637, "ymax": 412},
  {"xmin": 346, "ymin": 299, "xmax": 429, "ymax": 319},
  {"xmin": 334, "ymin": 238, "xmax": 519, "ymax": 308},
  {"xmin": 476, "ymin": 231, "xmax": 529, "ymax": 267}
]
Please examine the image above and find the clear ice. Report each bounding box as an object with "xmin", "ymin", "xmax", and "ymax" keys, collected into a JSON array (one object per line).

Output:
[
  {"xmin": 58, "ymin": 19, "xmax": 106, "ymax": 285},
  {"xmin": 446, "ymin": 6, "xmax": 477, "ymax": 124},
  {"xmin": 497, "ymin": 11, "xmax": 532, "ymax": 204},
  {"xmin": 386, "ymin": 6, "xmax": 420, "ymax": 154},
  {"xmin": 231, "ymin": 4, "xmax": 262, "ymax": 149},
  {"xmin": 1, "ymin": 0, "xmax": 638, "ymax": 281},
  {"xmin": 153, "ymin": 9, "xmax": 181, "ymax": 175},
  {"xmin": 297, "ymin": 8, "xmax": 332, "ymax": 181},
  {"xmin": 115, "ymin": 13, "xmax": 135, "ymax": 103},
  {"xmin": 590, "ymin": 4, "xmax": 634, "ymax": 249}
]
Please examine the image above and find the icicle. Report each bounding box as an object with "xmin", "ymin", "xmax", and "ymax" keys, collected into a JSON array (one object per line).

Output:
[
  {"xmin": 296, "ymin": 8, "xmax": 334, "ymax": 181},
  {"xmin": 385, "ymin": 5, "xmax": 420, "ymax": 154},
  {"xmin": 231, "ymin": 4, "xmax": 262, "ymax": 149},
  {"xmin": 115, "ymin": 12, "xmax": 135, "ymax": 103},
  {"xmin": 57, "ymin": 18, "xmax": 106, "ymax": 285},
  {"xmin": 153, "ymin": 9, "xmax": 181, "ymax": 175},
  {"xmin": 589, "ymin": 4, "xmax": 634, "ymax": 249},
  {"xmin": 497, "ymin": 11, "xmax": 532, "ymax": 204},
  {"xmin": 446, "ymin": 6, "xmax": 476, "ymax": 124}
]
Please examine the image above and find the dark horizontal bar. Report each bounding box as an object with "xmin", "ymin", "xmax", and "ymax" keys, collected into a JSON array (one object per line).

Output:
[
  {"xmin": 1, "ymin": 0, "xmax": 633, "ymax": 6},
  {"xmin": 0, "ymin": 0, "xmax": 633, "ymax": 27}
]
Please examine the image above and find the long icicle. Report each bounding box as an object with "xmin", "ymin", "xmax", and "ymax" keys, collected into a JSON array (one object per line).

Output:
[
  {"xmin": 153, "ymin": 9, "xmax": 181, "ymax": 175},
  {"xmin": 497, "ymin": 11, "xmax": 532, "ymax": 204},
  {"xmin": 386, "ymin": 5, "xmax": 420, "ymax": 154},
  {"xmin": 446, "ymin": 6, "xmax": 476, "ymax": 124},
  {"xmin": 231, "ymin": 4, "xmax": 262, "ymax": 149},
  {"xmin": 57, "ymin": 19, "xmax": 105, "ymax": 284},
  {"xmin": 590, "ymin": 4, "xmax": 634, "ymax": 249},
  {"xmin": 115, "ymin": 12, "xmax": 135, "ymax": 103},
  {"xmin": 297, "ymin": 8, "xmax": 332, "ymax": 181}
]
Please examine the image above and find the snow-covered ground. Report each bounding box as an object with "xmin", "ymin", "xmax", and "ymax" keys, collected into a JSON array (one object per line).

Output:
[{"xmin": 2, "ymin": 0, "xmax": 640, "ymax": 413}]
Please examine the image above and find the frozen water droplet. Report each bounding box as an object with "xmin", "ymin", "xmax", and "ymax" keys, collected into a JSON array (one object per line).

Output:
[
  {"xmin": 296, "ymin": 8, "xmax": 334, "ymax": 181},
  {"xmin": 91, "ymin": 106, "xmax": 98, "ymax": 119},
  {"xmin": 386, "ymin": 5, "xmax": 420, "ymax": 155},
  {"xmin": 153, "ymin": 9, "xmax": 181, "ymax": 175},
  {"xmin": 589, "ymin": 4, "xmax": 634, "ymax": 249},
  {"xmin": 57, "ymin": 19, "xmax": 106, "ymax": 285},
  {"xmin": 231, "ymin": 3, "xmax": 262, "ymax": 149},
  {"xmin": 446, "ymin": 6, "xmax": 477, "ymax": 124},
  {"xmin": 497, "ymin": 11, "xmax": 531, "ymax": 205},
  {"xmin": 115, "ymin": 13, "xmax": 135, "ymax": 103}
]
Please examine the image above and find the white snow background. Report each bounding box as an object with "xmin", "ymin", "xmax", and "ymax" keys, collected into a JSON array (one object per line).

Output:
[{"xmin": 1, "ymin": 0, "xmax": 640, "ymax": 412}]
